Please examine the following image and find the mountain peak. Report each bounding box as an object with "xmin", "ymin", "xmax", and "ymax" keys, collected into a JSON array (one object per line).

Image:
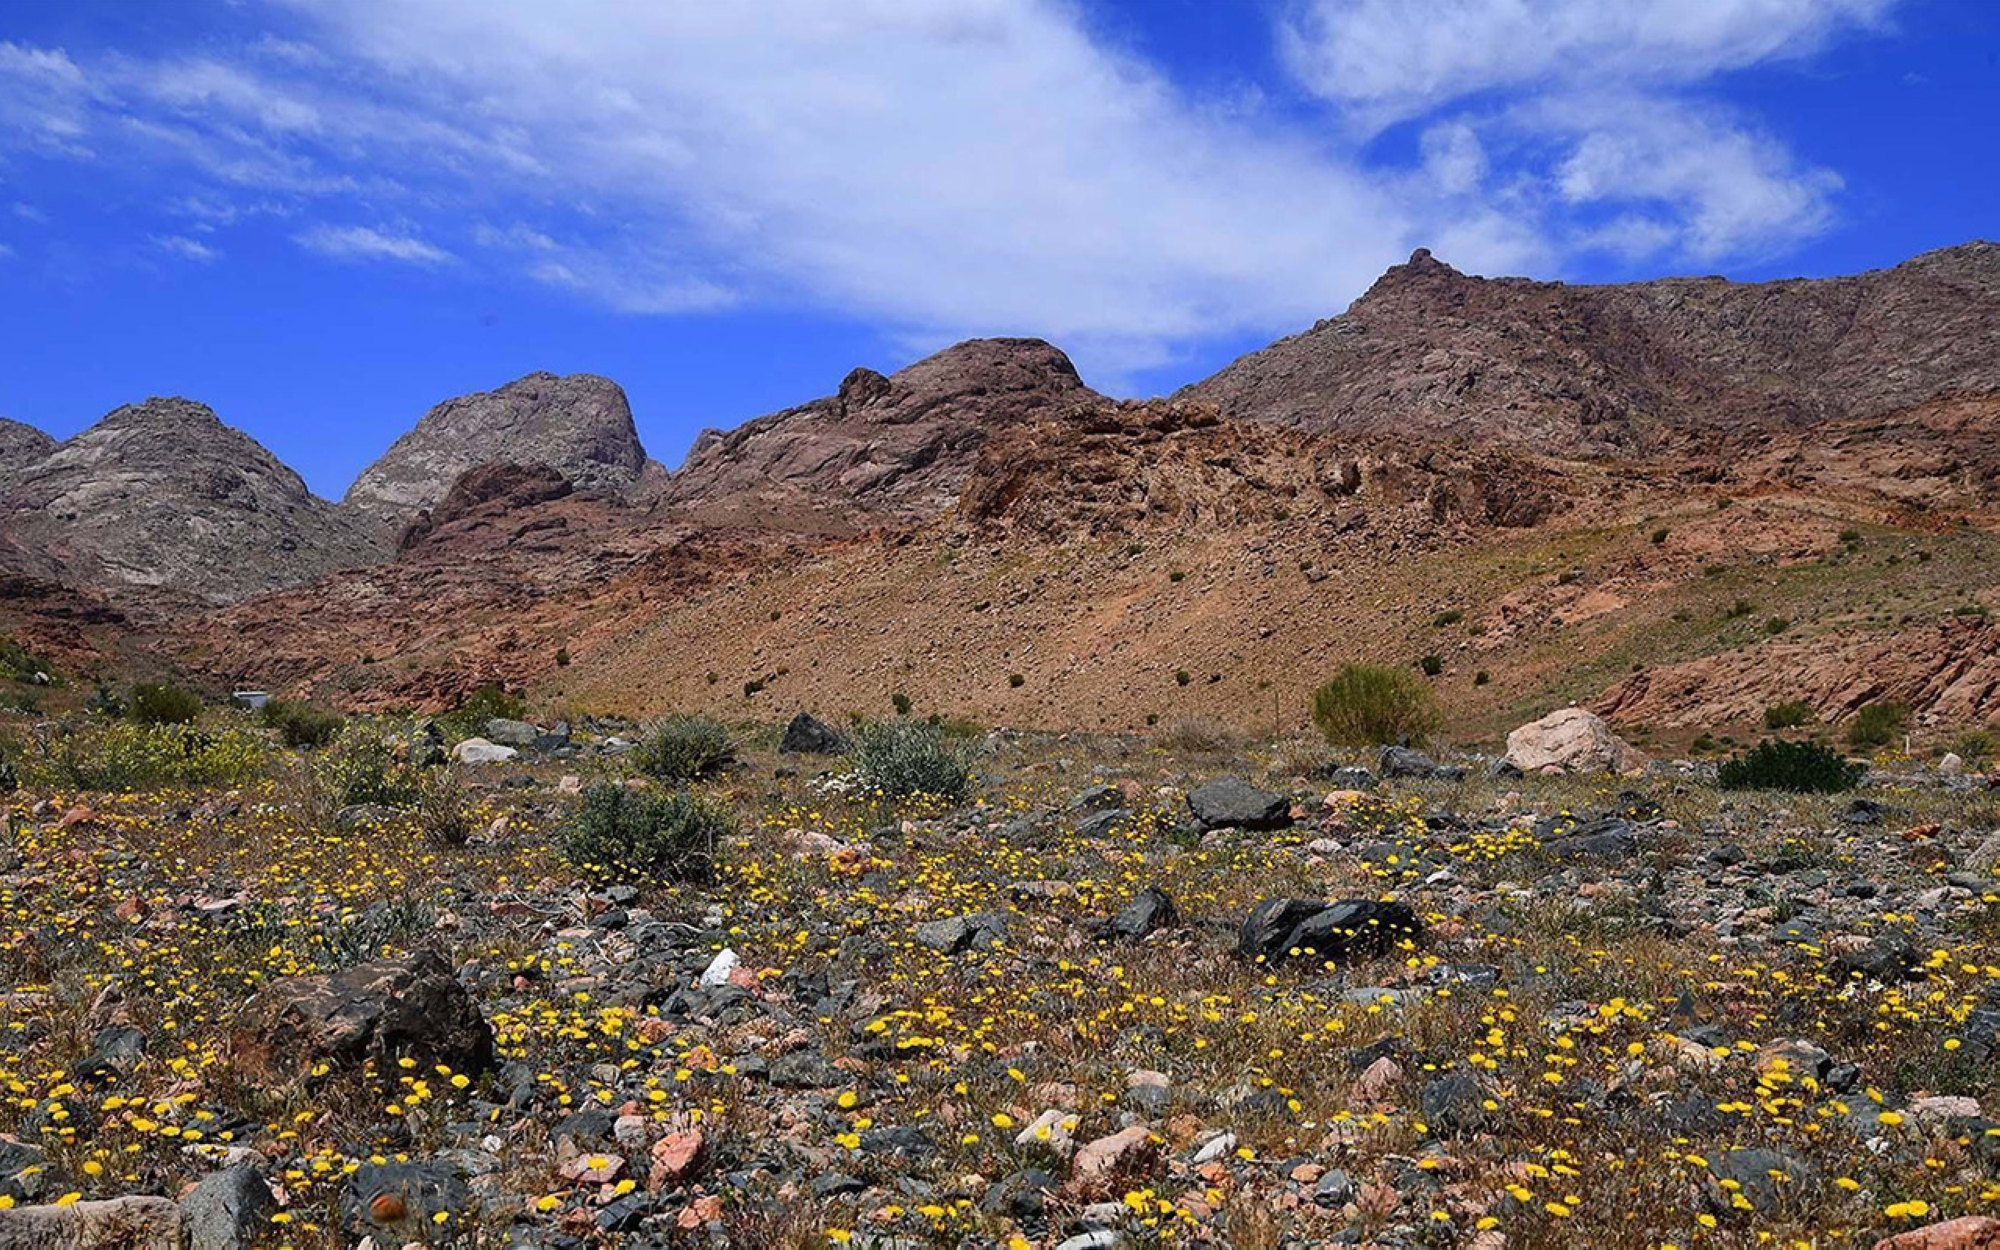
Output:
[{"xmin": 344, "ymin": 371, "xmax": 647, "ymax": 527}]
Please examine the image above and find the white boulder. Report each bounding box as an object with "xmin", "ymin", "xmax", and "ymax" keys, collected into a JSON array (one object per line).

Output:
[{"xmin": 1504, "ymin": 708, "xmax": 1647, "ymax": 775}]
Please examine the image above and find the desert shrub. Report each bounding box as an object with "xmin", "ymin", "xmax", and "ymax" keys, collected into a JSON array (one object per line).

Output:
[
  {"xmin": 416, "ymin": 768, "xmax": 475, "ymax": 848},
  {"xmin": 1847, "ymin": 700, "xmax": 1909, "ymax": 751},
  {"xmin": 1174, "ymin": 670, "xmax": 1191, "ymax": 687},
  {"xmin": 1650, "ymin": 527, "xmax": 1669, "ymax": 545},
  {"xmin": 1432, "ymin": 609, "xmax": 1464, "ymax": 627},
  {"xmin": 635, "ymin": 714, "xmax": 734, "ymax": 783},
  {"xmin": 850, "ymin": 718, "xmax": 972, "ymax": 802},
  {"xmin": 129, "ymin": 682, "xmax": 204, "ymax": 726},
  {"xmin": 1153, "ymin": 716, "xmax": 1244, "ymax": 754},
  {"xmin": 1312, "ymin": 664, "xmax": 1442, "ymax": 748},
  {"xmin": 260, "ymin": 699, "xmax": 345, "ymax": 749},
  {"xmin": 1007, "ymin": 673, "xmax": 1026, "ymax": 688},
  {"xmin": 0, "ymin": 637, "xmax": 53, "ymax": 684},
  {"xmin": 891, "ymin": 691, "xmax": 913, "ymax": 716},
  {"xmin": 1718, "ymin": 738, "xmax": 1865, "ymax": 793},
  {"xmin": 558, "ymin": 782, "xmax": 726, "ymax": 884},
  {"xmin": 440, "ymin": 685, "xmax": 526, "ymax": 739},
  {"xmin": 1952, "ymin": 729, "xmax": 1996, "ymax": 767},
  {"xmin": 1725, "ymin": 599, "xmax": 1755, "ymax": 619},
  {"xmin": 1765, "ymin": 617, "xmax": 1791, "ymax": 635},
  {"xmin": 87, "ymin": 682, "xmax": 126, "ymax": 718},
  {"xmin": 31, "ymin": 723, "xmax": 266, "ymax": 791},
  {"xmin": 313, "ymin": 725, "xmax": 421, "ymax": 808},
  {"xmin": 1763, "ymin": 699, "xmax": 1815, "ymax": 731},
  {"xmin": 1474, "ymin": 670, "xmax": 1491, "ymax": 686},
  {"xmin": 1691, "ymin": 733, "xmax": 1718, "ymax": 754},
  {"xmin": 0, "ymin": 743, "xmax": 15, "ymax": 794},
  {"xmin": 1417, "ymin": 654, "xmax": 1444, "ymax": 677}
]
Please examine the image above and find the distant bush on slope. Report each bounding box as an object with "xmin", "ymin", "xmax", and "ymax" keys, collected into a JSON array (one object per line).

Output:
[{"xmin": 1311, "ymin": 664, "xmax": 1442, "ymax": 748}]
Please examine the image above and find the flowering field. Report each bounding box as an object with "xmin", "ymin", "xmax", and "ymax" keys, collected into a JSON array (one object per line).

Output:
[{"xmin": 3, "ymin": 715, "xmax": 2000, "ymax": 1247}]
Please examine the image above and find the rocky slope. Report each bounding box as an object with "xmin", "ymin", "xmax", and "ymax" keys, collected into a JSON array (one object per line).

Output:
[
  {"xmin": 0, "ymin": 418, "xmax": 55, "ymax": 491},
  {"xmin": 1184, "ymin": 241, "xmax": 2000, "ymax": 455},
  {"xmin": 345, "ymin": 372, "xmax": 648, "ymax": 529},
  {"xmin": 0, "ymin": 398, "xmax": 386, "ymax": 611},
  {"xmin": 659, "ymin": 338, "xmax": 1095, "ymax": 533}
]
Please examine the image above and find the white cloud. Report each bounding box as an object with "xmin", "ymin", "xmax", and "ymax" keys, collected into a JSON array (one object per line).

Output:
[
  {"xmin": 1281, "ymin": 0, "xmax": 1895, "ymax": 123},
  {"xmin": 295, "ymin": 223, "xmax": 453, "ymax": 265},
  {"xmin": 0, "ymin": 1, "xmax": 1907, "ymax": 376},
  {"xmin": 1278, "ymin": 0, "xmax": 1888, "ymax": 265},
  {"xmin": 151, "ymin": 233, "xmax": 222, "ymax": 262}
]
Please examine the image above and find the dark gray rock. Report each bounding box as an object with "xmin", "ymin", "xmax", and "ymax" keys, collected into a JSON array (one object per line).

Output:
[
  {"xmin": 180, "ymin": 1164, "xmax": 274, "ymax": 1250},
  {"xmin": 914, "ymin": 912, "xmax": 1008, "ymax": 955},
  {"xmin": 1703, "ymin": 1148, "xmax": 1819, "ymax": 1215},
  {"xmin": 1187, "ymin": 777, "xmax": 1291, "ymax": 830},
  {"xmin": 1237, "ymin": 898, "xmax": 1423, "ymax": 966},
  {"xmin": 1108, "ymin": 887, "xmax": 1179, "ymax": 940},
  {"xmin": 780, "ymin": 712, "xmax": 847, "ymax": 755},
  {"xmin": 340, "ymin": 1160, "xmax": 472, "ymax": 1241}
]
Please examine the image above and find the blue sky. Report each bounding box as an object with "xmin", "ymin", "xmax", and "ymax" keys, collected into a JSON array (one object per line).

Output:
[{"xmin": 1, "ymin": 0, "xmax": 1994, "ymax": 498}]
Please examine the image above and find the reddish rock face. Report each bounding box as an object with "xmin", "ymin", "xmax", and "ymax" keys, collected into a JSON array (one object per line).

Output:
[
  {"xmin": 230, "ymin": 950, "xmax": 494, "ymax": 1087},
  {"xmin": 1184, "ymin": 242, "xmax": 2000, "ymax": 456},
  {"xmin": 661, "ymin": 337, "xmax": 1095, "ymax": 532}
]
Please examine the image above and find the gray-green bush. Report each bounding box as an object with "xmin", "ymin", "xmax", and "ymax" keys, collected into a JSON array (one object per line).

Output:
[
  {"xmin": 1311, "ymin": 664, "xmax": 1443, "ymax": 748},
  {"xmin": 850, "ymin": 718, "xmax": 973, "ymax": 802},
  {"xmin": 558, "ymin": 782, "xmax": 727, "ymax": 884},
  {"xmin": 635, "ymin": 714, "xmax": 734, "ymax": 783}
]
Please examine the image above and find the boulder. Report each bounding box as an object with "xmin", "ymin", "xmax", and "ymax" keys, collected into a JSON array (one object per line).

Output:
[
  {"xmin": 1237, "ymin": 898, "xmax": 1423, "ymax": 966},
  {"xmin": 1107, "ymin": 887, "xmax": 1179, "ymax": 940},
  {"xmin": 482, "ymin": 718, "xmax": 540, "ymax": 748},
  {"xmin": 339, "ymin": 1160, "xmax": 471, "ymax": 1242},
  {"xmin": 450, "ymin": 737, "xmax": 517, "ymax": 765},
  {"xmin": 231, "ymin": 950, "xmax": 494, "ymax": 1086},
  {"xmin": 180, "ymin": 1165, "xmax": 274, "ymax": 1249},
  {"xmin": 1942, "ymin": 752, "xmax": 1967, "ymax": 777},
  {"xmin": 1877, "ymin": 1217, "xmax": 2000, "ymax": 1249},
  {"xmin": 1186, "ymin": 777, "xmax": 1290, "ymax": 830},
  {"xmin": 0, "ymin": 1196, "xmax": 182, "ymax": 1248},
  {"xmin": 1379, "ymin": 745, "xmax": 1460, "ymax": 780},
  {"xmin": 914, "ymin": 912, "xmax": 1008, "ymax": 955},
  {"xmin": 780, "ymin": 712, "xmax": 847, "ymax": 755},
  {"xmin": 1503, "ymin": 708, "xmax": 1646, "ymax": 775}
]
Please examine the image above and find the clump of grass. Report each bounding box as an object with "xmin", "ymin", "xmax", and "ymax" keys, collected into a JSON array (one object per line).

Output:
[
  {"xmin": 129, "ymin": 682, "xmax": 204, "ymax": 726},
  {"xmin": 415, "ymin": 768, "xmax": 475, "ymax": 848},
  {"xmin": 1951, "ymin": 728, "xmax": 1995, "ymax": 767},
  {"xmin": 1432, "ymin": 609, "xmax": 1464, "ymax": 627},
  {"xmin": 1847, "ymin": 700, "xmax": 1909, "ymax": 752},
  {"xmin": 439, "ymin": 684, "xmax": 527, "ymax": 740},
  {"xmin": 558, "ymin": 781, "xmax": 726, "ymax": 885},
  {"xmin": 1311, "ymin": 664, "xmax": 1442, "ymax": 748},
  {"xmin": 1763, "ymin": 699, "xmax": 1815, "ymax": 731},
  {"xmin": 634, "ymin": 714, "xmax": 734, "ymax": 783},
  {"xmin": 1417, "ymin": 653, "xmax": 1444, "ymax": 677},
  {"xmin": 850, "ymin": 718, "xmax": 973, "ymax": 802},
  {"xmin": 260, "ymin": 699, "xmax": 345, "ymax": 749},
  {"xmin": 313, "ymin": 725, "xmax": 421, "ymax": 808},
  {"xmin": 1718, "ymin": 738, "xmax": 1864, "ymax": 793},
  {"xmin": 1154, "ymin": 716, "xmax": 1245, "ymax": 755}
]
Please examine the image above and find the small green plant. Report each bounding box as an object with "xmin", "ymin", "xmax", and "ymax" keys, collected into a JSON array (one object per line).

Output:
[
  {"xmin": 555, "ymin": 647, "xmax": 571, "ymax": 668},
  {"xmin": 1763, "ymin": 699, "xmax": 1815, "ymax": 731},
  {"xmin": 1951, "ymin": 728, "xmax": 1995, "ymax": 767},
  {"xmin": 1007, "ymin": 673, "xmax": 1026, "ymax": 688},
  {"xmin": 1847, "ymin": 700, "xmax": 1909, "ymax": 751},
  {"xmin": 313, "ymin": 726, "xmax": 421, "ymax": 808},
  {"xmin": 416, "ymin": 768, "xmax": 475, "ymax": 848},
  {"xmin": 1432, "ymin": 609, "xmax": 1464, "ymax": 627},
  {"xmin": 743, "ymin": 678, "xmax": 765, "ymax": 698},
  {"xmin": 1650, "ymin": 527, "xmax": 1669, "ymax": 545},
  {"xmin": 1417, "ymin": 654, "xmax": 1444, "ymax": 677},
  {"xmin": 891, "ymin": 691, "xmax": 913, "ymax": 717},
  {"xmin": 1838, "ymin": 528, "xmax": 1862, "ymax": 545},
  {"xmin": 440, "ymin": 685, "xmax": 526, "ymax": 739},
  {"xmin": 1168, "ymin": 570, "xmax": 1185, "ymax": 583},
  {"xmin": 1724, "ymin": 599, "xmax": 1754, "ymax": 619},
  {"xmin": 1691, "ymin": 733, "xmax": 1718, "ymax": 754},
  {"xmin": 1718, "ymin": 738, "xmax": 1865, "ymax": 793},
  {"xmin": 1174, "ymin": 670, "xmax": 1191, "ymax": 687},
  {"xmin": 1765, "ymin": 617, "xmax": 1791, "ymax": 635},
  {"xmin": 635, "ymin": 715, "xmax": 734, "ymax": 783},
  {"xmin": 1310, "ymin": 664, "xmax": 1442, "ymax": 749},
  {"xmin": 0, "ymin": 637, "xmax": 53, "ymax": 685},
  {"xmin": 129, "ymin": 682, "xmax": 204, "ymax": 726},
  {"xmin": 260, "ymin": 699, "xmax": 344, "ymax": 749},
  {"xmin": 849, "ymin": 718, "xmax": 973, "ymax": 802},
  {"xmin": 557, "ymin": 782, "xmax": 727, "ymax": 885},
  {"xmin": 0, "ymin": 742, "xmax": 16, "ymax": 795},
  {"xmin": 1473, "ymin": 670, "xmax": 1490, "ymax": 687}
]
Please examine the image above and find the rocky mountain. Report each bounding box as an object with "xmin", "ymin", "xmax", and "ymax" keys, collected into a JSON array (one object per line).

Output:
[
  {"xmin": 659, "ymin": 338, "xmax": 1095, "ymax": 532},
  {"xmin": 0, "ymin": 419, "xmax": 55, "ymax": 490},
  {"xmin": 1185, "ymin": 241, "xmax": 2000, "ymax": 454},
  {"xmin": 345, "ymin": 372, "xmax": 648, "ymax": 528},
  {"xmin": 0, "ymin": 398, "xmax": 386, "ymax": 610}
]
